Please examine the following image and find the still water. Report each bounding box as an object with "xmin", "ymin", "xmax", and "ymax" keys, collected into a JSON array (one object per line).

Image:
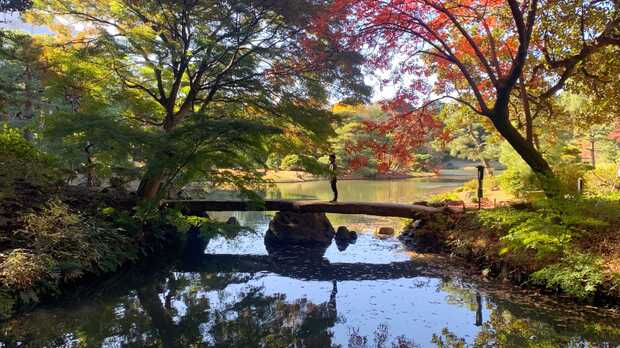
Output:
[{"xmin": 2, "ymin": 171, "xmax": 620, "ymax": 347}]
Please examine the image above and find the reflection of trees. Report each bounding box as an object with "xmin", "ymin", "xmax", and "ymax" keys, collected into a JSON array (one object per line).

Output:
[
  {"xmin": 347, "ymin": 324, "xmax": 419, "ymax": 348},
  {"xmin": 209, "ymin": 281, "xmax": 338, "ymax": 347},
  {"xmin": 3, "ymin": 259, "xmax": 620, "ymax": 347},
  {"xmin": 0, "ymin": 268, "xmax": 340, "ymax": 348},
  {"xmin": 435, "ymin": 278, "xmax": 620, "ymax": 347}
]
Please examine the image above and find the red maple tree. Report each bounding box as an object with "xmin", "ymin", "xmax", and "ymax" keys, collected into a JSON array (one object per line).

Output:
[
  {"xmin": 315, "ymin": 0, "xmax": 619, "ymax": 186},
  {"xmin": 344, "ymin": 99, "xmax": 446, "ymax": 174}
]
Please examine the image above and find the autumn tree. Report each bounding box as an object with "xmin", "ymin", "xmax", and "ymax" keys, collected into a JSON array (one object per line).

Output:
[
  {"xmin": 323, "ymin": 0, "xmax": 619, "ymax": 192},
  {"xmin": 437, "ymin": 104, "xmax": 500, "ymax": 175},
  {"xmin": 346, "ymin": 102, "xmax": 444, "ymax": 174},
  {"xmin": 29, "ymin": 0, "xmax": 367, "ymax": 199}
]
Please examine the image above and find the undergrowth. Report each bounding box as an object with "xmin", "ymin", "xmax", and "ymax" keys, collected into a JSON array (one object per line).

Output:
[{"xmin": 473, "ymin": 196, "xmax": 620, "ymax": 299}]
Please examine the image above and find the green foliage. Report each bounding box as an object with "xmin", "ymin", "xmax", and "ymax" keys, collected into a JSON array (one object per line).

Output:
[
  {"xmin": 584, "ymin": 163, "xmax": 620, "ymax": 196},
  {"xmin": 0, "ymin": 30, "xmax": 44, "ymax": 128},
  {"xmin": 280, "ymin": 154, "xmax": 303, "ymax": 171},
  {"xmin": 477, "ymin": 195, "xmax": 619, "ymax": 298},
  {"xmin": 531, "ymin": 253, "xmax": 604, "ymax": 299},
  {"xmin": 278, "ymin": 154, "xmax": 327, "ymax": 175},
  {"xmin": 428, "ymin": 191, "xmax": 461, "ymax": 203},
  {"xmin": 0, "ymin": 125, "xmax": 61, "ymax": 197},
  {"xmin": 0, "ymin": 198, "xmax": 139, "ymax": 317},
  {"xmin": 497, "ymin": 141, "xmax": 591, "ymax": 198},
  {"xmin": 497, "ymin": 143, "xmax": 542, "ymax": 197},
  {"xmin": 479, "ymin": 197, "xmax": 616, "ymax": 259}
]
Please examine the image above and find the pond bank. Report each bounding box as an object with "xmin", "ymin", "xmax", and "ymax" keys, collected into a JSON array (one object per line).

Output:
[
  {"xmin": 400, "ymin": 197, "xmax": 620, "ymax": 304},
  {"xmin": 262, "ymin": 170, "xmax": 436, "ymax": 183},
  {"xmin": 0, "ymin": 182, "xmax": 177, "ymax": 320}
]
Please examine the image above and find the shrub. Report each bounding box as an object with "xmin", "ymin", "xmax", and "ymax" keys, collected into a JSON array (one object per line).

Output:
[
  {"xmin": 531, "ymin": 253, "xmax": 604, "ymax": 299},
  {"xmin": 279, "ymin": 154, "xmax": 302, "ymax": 171},
  {"xmin": 584, "ymin": 163, "xmax": 619, "ymax": 196},
  {"xmin": 265, "ymin": 153, "xmax": 281, "ymax": 170},
  {"xmin": 428, "ymin": 191, "xmax": 461, "ymax": 203},
  {"xmin": 0, "ymin": 126, "xmax": 61, "ymax": 198},
  {"xmin": 496, "ymin": 144, "xmax": 540, "ymax": 197},
  {"xmin": 477, "ymin": 196, "xmax": 620, "ymax": 299},
  {"xmin": 496, "ymin": 142, "xmax": 592, "ymax": 198},
  {"xmin": 0, "ymin": 199, "xmax": 138, "ymax": 316}
]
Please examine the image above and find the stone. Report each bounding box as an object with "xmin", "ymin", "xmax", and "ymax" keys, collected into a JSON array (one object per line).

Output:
[
  {"xmin": 376, "ymin": 227, "xmax": 395, "ymax": 236},
  {"xmin": 335, "ymin": 226, "xmax": 358, "ymax": 252},
  {"xmin": 335, "ymin": 226, "xmax": 357, "ymax": 242},
  {"xmin": 264, "ymin": 211, "xmax": 335, "ymax": 252},
  {"xmin": 226, "ymin": 216, "xmax": 240, "ymax": 225}
]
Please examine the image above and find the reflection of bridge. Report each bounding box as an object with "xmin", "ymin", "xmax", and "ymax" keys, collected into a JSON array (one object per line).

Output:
[
  {"xmin": 180, "ymin": 253, "xmax": 442, "ymax": 281},
  {"xmin": 163, "ymin": 199, "xmax": 455, "ymax": 218}
]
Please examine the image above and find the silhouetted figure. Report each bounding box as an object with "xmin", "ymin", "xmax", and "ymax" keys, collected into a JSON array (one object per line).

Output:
[
  {"xmin": 328, "ymin": 154, "xmax": 338, "ymax": 202},
  {"xmin": 84, "ymin": 141, "xmax": 96, "ymax": 187},
  {"xmin": 475, "ymin": 292, "xmax": 483, "ymax": 326}
]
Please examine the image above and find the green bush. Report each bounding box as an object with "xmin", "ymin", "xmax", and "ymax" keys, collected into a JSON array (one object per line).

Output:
[
  {"xmin": 279, "ymin": 154, "xmax": 302, "ymax": 170},
  {"xmin": 477, "ymin": 196, "xmax": 619, "ymax": 299},
  {"xmin": 0, "ymin": 199, "xmax": 138, "ymax": 317},
  {"xmin": 584, "ymin": 163, "xmax": 619, "ymax": 196},
  {"xmin": 531, "ymin": 253, "xmax": 604, "ymax": 299},
  {"xmin": 265, "ymin": 153, "xmax": 281, "ymax": 170},
  {"xmin": 479, "ymin": 197, "xmax": 615, "ymax": 259},
  {"xmin": 496, "ymin": 144, "xmax": 540, "ymax": 197},
  {"xmin": 496, "ymin": 142, "xmax": 593, "ymax": 198},
  {"xmin": 428, "ymin": 191, "xmax": 461, "ymax": 203},
  {"xmin": 0, "ymin": 125, "xmax": 61, "ymax": 197}
]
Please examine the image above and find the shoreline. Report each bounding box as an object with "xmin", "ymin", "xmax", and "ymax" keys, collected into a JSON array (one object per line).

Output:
[
  {"xmin": 262, "ymin": 170, "xmax": 437, "ymax": 183},
  {"xmin": 399, "ymin": 204, "xmax": 620, "ymax": 305}
]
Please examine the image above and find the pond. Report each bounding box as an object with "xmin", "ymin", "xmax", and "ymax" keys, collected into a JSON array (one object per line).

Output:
[{"xmin": 2, "ymin": 171, "xmax": 620, "ymax": 347}]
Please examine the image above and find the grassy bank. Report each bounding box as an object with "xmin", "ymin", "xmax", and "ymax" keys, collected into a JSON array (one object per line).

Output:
[
  {"xmin": 0, "ymin": 128, "xmax": 175, "ymax": 319},
  {"xmin": 404, "ymin": 194, "xmax": 620, "ymax": 303}
]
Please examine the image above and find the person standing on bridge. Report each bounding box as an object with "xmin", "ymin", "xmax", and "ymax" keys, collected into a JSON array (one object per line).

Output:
[{"xmin": 329, "ymin": 154, "xmax": 338, "ymax": 202}]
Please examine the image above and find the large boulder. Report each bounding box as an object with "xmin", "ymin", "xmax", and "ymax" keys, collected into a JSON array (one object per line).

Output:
[
  {"xmin": 335, "ymin": 226, "xmax": 357, "ymax": 251},
  {"xmin": 264, "ymin": 211, "xmax": 335, "ymax": 252}
]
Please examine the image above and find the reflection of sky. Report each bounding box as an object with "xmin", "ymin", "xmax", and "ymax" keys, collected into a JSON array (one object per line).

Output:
[
  {"xmin": 203, "ymin": 227, "xmax": 488, "ymax": 347},
  {"xmin": 193, "ymin": 275, "xmax": 487, "ymax": 347}
]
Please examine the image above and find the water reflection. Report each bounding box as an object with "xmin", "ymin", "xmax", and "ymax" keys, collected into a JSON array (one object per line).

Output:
[{"xmin": 2, "ymin": 232, "xmax": 620, "ymax": 347}]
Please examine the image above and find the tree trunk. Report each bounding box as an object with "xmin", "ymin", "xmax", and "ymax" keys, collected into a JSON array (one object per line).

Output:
[
  {"xmin": 519, "ymin": 74, "xmax": 534, "ymax": 144},
  {"xmin": 490, "ymin": 112, "xmax": 556, "ymax": 193},
  {"xmin": 590, "ymin": 139, "xmax": 596, "ymax": 168},
  {"xmin": 481, "ymin": 157, "xmax": 494, "ymax": 176},
  {"xmin": 137, "ymin": 168, "xmax": 165, "ymax": 200},
  {"xmin": 137, "ymin": 114, "xmax": 176, "ymax": 200}
]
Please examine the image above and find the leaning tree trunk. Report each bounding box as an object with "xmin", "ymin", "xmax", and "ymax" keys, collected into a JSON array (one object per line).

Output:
[
  {"xmin": 481, "ymin": 157, "xmax": 494, "ymax": 176},
  {"xmin": 137, "ymin": 169, "xmax": 165, "ymax": 200},
  {"xmin": 137, "ymin": 115, "xmax": 177, "ymax": 200},
  {"xmin": 490, "ymin": 112, "xmax": 557, "ymax": 195}
]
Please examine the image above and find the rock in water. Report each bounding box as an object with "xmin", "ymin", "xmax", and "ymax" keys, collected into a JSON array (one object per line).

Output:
[
  {"xmin": 265, "ymin": 211, "xmax": 335, "ymax": 252},
  {"xmin": 376, "ymin": 227, "xmax": 395, "ymax": 236},
  {"xmin": 335, "ymin": 226, "xmax": 354, "ymax": 241},
  {"xmin": 335, "ymin": 226, "xmax": 358, "ymax": 251},
  {"xmin": 226, "ymin": 216, "xmax": 240, "ymax": 225}
]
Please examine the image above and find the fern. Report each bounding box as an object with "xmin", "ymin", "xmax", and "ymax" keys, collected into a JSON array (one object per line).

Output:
[{"xmin": 531, "ymin": 253, "xmax": 604, "ymax": 299}]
